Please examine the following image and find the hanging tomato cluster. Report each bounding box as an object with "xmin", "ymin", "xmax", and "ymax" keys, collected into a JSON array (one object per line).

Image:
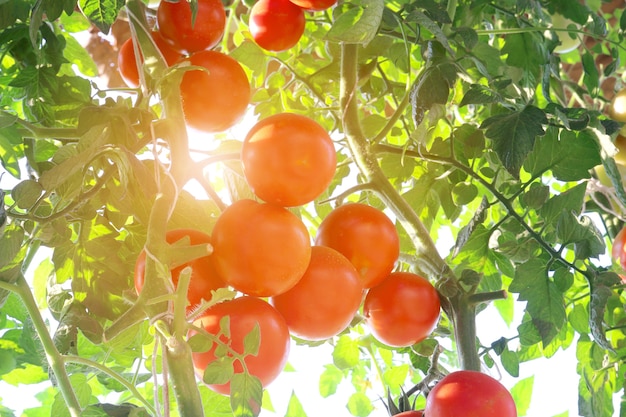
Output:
[{"xmin": 126, "ymin": 0, "xmax": 441, "ymax": 400}]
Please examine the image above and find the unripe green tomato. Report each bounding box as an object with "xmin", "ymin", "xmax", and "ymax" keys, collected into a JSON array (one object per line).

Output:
[{"xmin": 550, "ymin": 14, "xmax": 581, "ymax": 54}]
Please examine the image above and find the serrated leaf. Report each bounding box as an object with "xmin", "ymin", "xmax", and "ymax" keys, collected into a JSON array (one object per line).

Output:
[
  {"xmin": 230, "ymin": 373, "xmax": 263, "ymax": 417},
  {"xmin": 509, "ymin": 259, "xmax": 566, "ymax": 346},
  {"xmin": 481, "ymin": 106, "xmax": 547, "ymax": 179},
  {"xmin": 11, "ymin": 180, "xmax": 42, "ymax": 209},
  {"xmin": 285, "ymin": 391, "xmax": 307, "ymax": 417},
  {"xmin": 346, "ymin": 392, "xmax": 374, "ymax": 417},
  {"xmin": 539, "ymin": 182, "xmax": 586, "ymax": 227},
  {"xmin": 319, "ymin": 364, "xmax": 343, "ymax": 398},
  {"xmin": 460, "ymin": 84, "xmax": 500, "ymax": 106},
  {"xmin": 510, "ymin": 376, "xmax": 534, "ymax": 416},
  {"xmin": 406, "ymin": 10, "xmax": 453, "ymax": 54},
  {"xmin": 203, "ymin": 357, "xmax": 235, "ymax": 385},
  {"xmin": 451, "ymin": 197, "xmax": 488, "ymax": 258},
  {"xmin": 501, "ymin": 32, "xmax": 549, "ymax": 78},
  {"xmin": 332, "ymin": 335, "xmax": 360, "ymax": 369},
  {"xmin": 243, "ymin": 323, "xmax": 260, "ymax": 357},
  {"xmin": 78, "ymin": 0, "xmax": 125, "ymax": 33},
  {"xmin": 326, "ymin": 0, "xmax": 384, "ymax": 46},
  {"xmin": 500, "ymin": 348, "xmax": 519, "ymax": 377}
]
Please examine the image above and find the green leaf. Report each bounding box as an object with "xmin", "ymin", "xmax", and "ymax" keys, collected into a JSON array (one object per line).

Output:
[
  {"xmin": 203, "ymin": 357, "xmax": 235, "ymax": 385},
  {"xmin": 10, "ymin": 180, "xmax": 42, "ymax": 209},
  {"xmin": 230, "ymin": 373, "xmax": 263, "ymax": 417},
  {"xmin": 510, "ymin": 375, "xmax": 534, "ymax": 416},
  {"xmin": 460, "ymin": 84, "xmax": 501, "ymax": 106},
  {"xmin": 555, "ymin": 212, "xmax": 605, "ymax": 259},
  {"xmin": 539, "ymin": 182, "xmax": 587, "ymax": 227},
  {"xmin": 346, "ymin": 392, "xmax": 374, "ymax": 417},
  {"xmin": 61, "ymin": 32, "xmax": 98, "ymax": 78},
  {"xmin": 243, "ymin": 323, "xmax": 260, "ymax": 357},
  {"xmin": 319, "ymin": 364, "xmax": 344, "ymax": 398},
  {"xmin": 332, "ymin": 335, "xmax": 361, "ymax": 369},
  {"xmin": 405, "ymin": 10, "xmax": 453, "ymax": 54},
  {"xmin": 285, "ymin": 391, "xmax": 307, "ymax": 417},
  {"xmin": 589, "ymin": 272, "xmax": 617, "ymax": 352},
  {"xmin": 500, "ymin": 348, "xmax": 519, "ymax": 377},
  {"xmin": 509, "ymin": 259, "xmax": 566, "ymax": 346},
  {"xmin": 326, "ymin": 0, "xmax": 384, "ymax": 46},
  {"xmin": 78, "ymin": 0, "xmax": 125, "ymax": 33},
  {"xmin": 501, "ymin": 32, "xmax": 549, "ymax": 79},
  {"xmin": 230, "ymin": 40, "xmax": 267, "ymax": 73},
  {"xmin": 481, "ymin": 106, "xmax": 547, "ymax": 179},
  {"xmin": 382, "ymin": 364, "xmax": 409, "ymax": 388},
  {"xmin": 50, "ymin": 373, "xmax": 92, "ymax": 417}
]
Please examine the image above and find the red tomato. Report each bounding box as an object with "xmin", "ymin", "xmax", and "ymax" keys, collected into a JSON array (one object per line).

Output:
[
  {"xmin": 271, "ymin": 246, "xmax": 363, "ymax": 340},
  {"xmin": 134, "ymin": 229, "xmax": 223, "ymax": 312},
  {"xmin": 117, "ymin": 31, "xmax": 183, "ymax": 88},
  {"xmin": 288, "ymin": 0, "xmax": 337, "ymax": 10},
  {"xmin": 241, "ymin": 113, "xmax": 336, "ymax": 207},
  {"xmin": 315, "ymin": 203, "xmax": 400, "ymax": 288},
  {"xmin": 425, "ymin": 371, "xmax": 517, "ymax": 417},
  {"xmin": 179, "ymin": 50, "xmax": 250, "ymax": 132},
  {"xmin": 394, "ymin": 412, "xmax": 424, "ymax": 417},
  {"xmin": 157, "ymin": 0, "xmax": 226, "ymax": 54},
  {"xmin": 190, "ymin": 297, "xmax": 290, "ymax": 395},
  {"xmin": 363, "ymin": 272, "xmax": 440, "ymax": 347},
  {"xmin": 249, "ymin": 0, "xmax": 305, "ymax": 51},
  {"xmin": 211, "ymin": 199, "xmax": 312, "ymax": 297},
  {"xmin": 612, "ymin": 226, "xmax": 626, "ymax": 270}
]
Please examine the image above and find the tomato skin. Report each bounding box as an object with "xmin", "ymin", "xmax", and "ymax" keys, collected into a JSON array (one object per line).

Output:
[
  {"xmin": 315, "ymin": 203, "xmax": 400, "ymax": 288},
  {"xmin": 612, "ymin": 226, "xmax": 626, "ymax": 269},
  {"xmin": 179, "ymin": 50, "xmax": 250, "ymax": 132},
  {"xmin": 363, "ymin": 272, "xmax": 440, "ymax": 347},
  {"xmin": 157, "ymin": 0, "xmax": 226, "ymax": 54},
  {"xmin": 394, "ymin": 412, "xmax": 424, "ymax": 417},
  {"xmin": 117, "ymin": 31, "xmax": 183, "ymax": 88},
  {"xmin": 425, "ymin": 371, "xmax": 517, "ymax": 417},
  {"xmin": 271, "ymin": 246, "xmax": 364, "ymax": 340},
  {"xmin": 211, "ymin": 199, "xmax": 312, "ymax": 297},
  {"xmin": 134, "ymin": 229, "xmax": 223, "ymax": 312},
  {"xmin": 190, "ymin": 297, "xmax": 290, "ymax": 395},
  {"xmin": 242, "ymin": 113, "xmax": 336, "ymax": 207},
  {"xmin": 288, "ymin": 0, "xmax": 337, "ymax": 10},
  {"xmin": 249, "ymin": 0, "xmax": 306, "ymax": 51}
]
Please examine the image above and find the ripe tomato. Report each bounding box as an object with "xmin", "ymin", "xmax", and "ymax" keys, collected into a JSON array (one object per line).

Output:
[
  {"xmin": 179, "ymin": 50, "xmax": 250, "ymax": 132},
  {"xmin": 425, "ymin": 371, "xmax": 517, "ymax": 417},
  {"xmin": 394, "ymin": 412, "xmax": 424, "ymax": 417},
  {"xmin": 249, "ymin": 0, "xmax": 306, "ymax": 51},
  {"xmin": 190, "ymin": 297, "xmax": 290, "ymax": 395},
  {"xmin": 117, "ymin": 31, "xmax": 183, "ymax": 88},
  {"xmin": 156, "ymin": 0, "xmax": 226, "ymax": 54},
  {"xmin": 609, "ymin": 88, "xmax": 626, "ymax": 123},
  {"xmin": 315, "ymin": 203, "xmax": 400, "ymax": 288},
  {"xmin": 211, "ymin": 199, "xmax": 311, "ymax": 297},
  {"xmin": 134, "ymin": 229, "xmax": 223, "ymax": 312},
  {"xmin": 363, "ymin": 272, "xmax": 440, "ymax": 347},
  {"xmin": 288, "ymin": 0, "xmax": 337, "ymax": 10},
  {"xmin": 271, "ymin": 246, "xmax": 363, "ymax": 340},
  {"xmin": 612, "ymin": 226, "xmax": 626, "ymax": 269},
  {"xmin": 241, "ymin": 113, "xmax": 336, "ymax": 207}
]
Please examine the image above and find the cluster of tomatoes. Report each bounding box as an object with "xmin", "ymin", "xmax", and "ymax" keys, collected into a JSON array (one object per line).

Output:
[{"xmin": 134, "ymin": 107, "xmax": 443, "ymax": 394}]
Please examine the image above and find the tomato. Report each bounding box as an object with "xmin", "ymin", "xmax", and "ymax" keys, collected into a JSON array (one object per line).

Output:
[
  {"xmin": 394, "ymin": 412, "xmax": 424, "ymax": 417},
  {"xmin": 134, "ymin": 229, "xmax": 223, "ymax": 312},
  {"xmin": 288, "ymin": 0, "xmax": 336, "ymax": 10},
  {"xmin": 117, "ymin": 31, "xmax": 183, "ymax": 88},
  {"xmin": 550, "ymin": 14, "xmax": 580, "ymax": 54},
  {"xmin": 249, "ymin": 0, "xmax": 306, "ymax": 51},
  {"xmin": 270, "ymin": 246, "xmax": 363, "ymax": 340},
  {"xmin": 612, "ymin": 226, "xmax": 626, "ymax": 269},
  {"xmin": 190, "ymin": 297, "xmax": 290, "ymax": 395},
  {"xmin": 179, "ymin": 50, "xmax": 250, "ymax": 132},
  {"xmin": 211, "ymin": 199, "xmax": 312, "ymax": 297},
  {"xmin": 363, "ymin": 272, "xmax": 440, "ymax": 347},
  {"xmin": 425, "ymin": 371, "xmax": 517, "ymax": 417},
  {"xmin": 315, "ymin": 203, "xmax": 400, "ymax": 288},
  {"xmin": 609, "ymin": 88, "xmax": 626, "ymax": 123},
  {"xmin": 156, "ymin": 0, "xmax": 226, "ymax": 54},
  {"xmin": 241, "ymin": 113, "xmax": 336, "ymax": 207}
]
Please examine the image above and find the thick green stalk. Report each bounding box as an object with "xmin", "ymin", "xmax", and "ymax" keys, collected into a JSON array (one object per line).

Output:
[
  {"xmin": 14, "ymin": 274, "xmax": 82, "ymax": 416},
  {"xmin": 339, "ymin": 42, "xmax": 481, "ymax": 371}
]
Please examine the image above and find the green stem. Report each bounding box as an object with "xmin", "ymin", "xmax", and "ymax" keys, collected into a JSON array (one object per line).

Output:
[
  {"xmin": 63, "ymin": 355, "xmax": 156, "ymax": 414},
  {"xmin": 13, "ymin": 274, "xmax": 82, "ymax": 416},
  {"xmin": 164, "ymin": 337, "xmax": 206, "ymax": 417},
  {"xmin": 339, "ymin": 42, "xmax": 482, "ymax": 372}
]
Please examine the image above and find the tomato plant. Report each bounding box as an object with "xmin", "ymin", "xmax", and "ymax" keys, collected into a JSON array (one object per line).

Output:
[
  {"xmin": 270, "ymin": 246, "xmax": 363, "ymax": 340},
  {"xmin": 179, "ymin": 50, "xmax": 250, "ymax": 132},
  {"xmin": 117, "ymin": 31, "xmax": 183, "ymax": 88},
  {"xmin": 190, "ymin": 296, "xmax": 290, "ymax": 395},
  {"xmin": 211, "ymin": 199, "xmax": 312, "ymax": 297},
  {"xmin": 363, "ymin": 272, "xmax": 440, "ymax": 347},
  {"xmin": 609, "ymin": 88, "xmax": 626, "ymax": 123},
  {"xmin": 315, "ymin": 203, "xmax": 400, "ymax": 288},
  {"xmin": 241, "ymin": 113, "xmax": 337, "ymax": 207},
  {"xmin": 393, "ymin": 411, "xmax": 424, "ymax": 417},
  {"xmin": 134, "ymin": 229, "xmax": 223, "ymax": 312},
  {"xmin": 288, "ymin": 0, "xmax": 337, "ymax": 11},
  {"xmin": 249, "ymin": 0, "xmax": 306, "ymax": 51},
  {"xmin": 425, "ymin": 371, "xmax": 517, "ymax": 417},
  {"xmin": 156, "ymin": 0, "xmax": 226, "ymax": 54}
]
